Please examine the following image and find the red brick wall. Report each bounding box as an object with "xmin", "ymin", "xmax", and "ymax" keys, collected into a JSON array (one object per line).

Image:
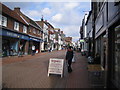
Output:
[
  {"xmin": 7, "ymin": 16, "xmax": 14, "ymax": 30},
  {"xmin": 28, "ymin": 26, "xmax": 42, "ymax": 38}
]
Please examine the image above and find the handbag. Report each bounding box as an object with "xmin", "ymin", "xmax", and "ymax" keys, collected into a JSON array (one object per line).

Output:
[{"xmin": 72, "ymin": 56, "xmax": 75, "ymax": 63}]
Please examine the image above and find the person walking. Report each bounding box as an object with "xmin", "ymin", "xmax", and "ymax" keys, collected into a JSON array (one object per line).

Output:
[
  {"xmin": 31, "ymin": 45, "xmax": 35, "ymax": 56},
  {"xmin": 18, "ymin": 45, "xmax": 23, "ymax": 57},
  {"xmin": 65, "ymin": 46, "xmax": 74, "ymax": 73}
]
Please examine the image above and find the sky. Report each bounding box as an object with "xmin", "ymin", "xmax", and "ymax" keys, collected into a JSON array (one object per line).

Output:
[{"xmin": 3, "ymin": 1, "xmax": 91, "ymax": 42}]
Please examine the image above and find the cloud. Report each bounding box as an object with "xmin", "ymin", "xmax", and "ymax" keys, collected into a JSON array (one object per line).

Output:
[
  {"xmin": 22, "ymin": 10, "xmax": 41, "ymax": 20},
  {"xmin": 72, "ymin": 37, "xmax": 80, "ymax": 42},
  {"xmin": 51, "ymin": 13, "xmax": 63, "ymax": 23},
  {"xmin": 62, "ymin": 25, "xmax": 80, "ymax": 37},
  {"xmin": 64, "ymin": 2, "xmax": 80, "ymax": 10},
  {"xmin": 41, "ymin": 8, "xmax": 51, "ymax": 15}
]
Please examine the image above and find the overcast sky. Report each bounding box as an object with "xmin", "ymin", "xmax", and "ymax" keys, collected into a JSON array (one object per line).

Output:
[{"xmin": 3, "ymin": 1, "xmax": 91, "ymax": 42}]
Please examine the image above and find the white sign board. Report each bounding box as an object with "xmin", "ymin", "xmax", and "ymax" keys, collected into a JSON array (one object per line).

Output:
[{"xmin": 48, "ymin": 58, "xmax": 64, "ymax": 78}]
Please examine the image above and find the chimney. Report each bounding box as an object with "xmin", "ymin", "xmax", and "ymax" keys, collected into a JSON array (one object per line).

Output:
[
  {"xmin": 41, "ymin": 15, "xmax": 44, "ymax": 21},
  {"xmin": 14, "ymin": 7, "xmax": 20, "ymax": 14},
  {"xmin": 61, "ymin": 31, "xmax": 63, "ymax": 34}
]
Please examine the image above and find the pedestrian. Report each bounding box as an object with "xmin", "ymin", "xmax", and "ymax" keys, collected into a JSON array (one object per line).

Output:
[
  {"xmin": 32, "ymin": 45, "xmax": 35, "ymax": 56},
  {"xmin": 65, "ymin": 46, "xmax": 74, "ymax": 73},
  {"xmin": 49, "ymin": 47, "xmax": 52, "ymax": 52},
  {"xmin": 18, "ymin": 45, "xmax": 23, "ymax": 57}
]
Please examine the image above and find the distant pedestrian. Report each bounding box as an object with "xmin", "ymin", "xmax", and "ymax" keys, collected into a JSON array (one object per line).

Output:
[
  {"xmin": 32, "ymin": 45, "xmax": 35, "ymax": 56},
  {"xmin": 65, "ymin": 46, "xmax": 74, "ymax": 73},
  {"xmin": 18, "ymin": 45, "xmax": 23, "ymax": 57},
  {"xmin": 49, "ymin": 47, "xmax": 52, "ymax": 52}
]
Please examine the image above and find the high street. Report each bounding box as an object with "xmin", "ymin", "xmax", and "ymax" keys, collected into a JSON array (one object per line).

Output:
[{"xmin": 2, "ymin": 50, "xmax": 90, "ymax": 88}]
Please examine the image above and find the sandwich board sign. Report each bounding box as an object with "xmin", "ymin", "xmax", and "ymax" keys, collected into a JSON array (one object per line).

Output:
[{"xmin": 48, "ymin": 58, "xmax": 64, "ymax": 78}]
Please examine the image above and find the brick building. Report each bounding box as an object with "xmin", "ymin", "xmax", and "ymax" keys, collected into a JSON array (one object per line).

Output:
[
  {"xmin": 1, "ymin": 3, "xmax": 29, "ymax": 56},
  {"xmin": 1, "ymin": 3, "xmax": 43, "ymax": 57},
  {"xmin": 14, "ymin": 7, "xmax": 43, "ymax": 54},
  {"xmin": 65, "ymin": 37, "xmax": 72, "ymax": 47}
]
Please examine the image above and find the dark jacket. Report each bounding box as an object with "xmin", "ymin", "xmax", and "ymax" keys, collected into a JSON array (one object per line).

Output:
[{"xmin": 66, "ymin": 50, "xmax": 73, "ymax": 60}]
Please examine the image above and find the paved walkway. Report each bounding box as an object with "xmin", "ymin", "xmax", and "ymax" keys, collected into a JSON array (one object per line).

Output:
[{"xmin": 2, "ymin": 50, "xmax": 90, "ymax": 88}]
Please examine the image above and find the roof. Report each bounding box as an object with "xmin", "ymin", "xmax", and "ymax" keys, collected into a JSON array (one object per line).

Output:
[
  {"xmin": 19, "ymin": 12, "xmax": 42, "ymax": 30},
  {"xmin": 1, "ymin": 3, "xmax": 28, "ymax": 25},
  {"xmin": 44, "ymin": 21, "xmax": 54, "ymax": 29},
  {"xmin": 85, "ymin": 10, "xmax": 92, "ymax": 25}
]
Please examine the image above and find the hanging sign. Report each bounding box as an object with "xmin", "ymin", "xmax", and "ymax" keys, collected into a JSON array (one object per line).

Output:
[{"xmin": 48, "ymin": 58, "xmax": 64, "ymax": 78}]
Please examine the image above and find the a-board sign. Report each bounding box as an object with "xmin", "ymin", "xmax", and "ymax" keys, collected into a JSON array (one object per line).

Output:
[{"xmin": 48, "ymin": 58, "xmax": 64, "ymax": 78}]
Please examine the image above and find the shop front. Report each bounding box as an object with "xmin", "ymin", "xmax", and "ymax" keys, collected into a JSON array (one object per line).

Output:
[
  {"xmin": 28, "ymin": 36, "xmax": 43, "ymax": 54},
  {"xmin": 1, "ymin": 28, "xmax": 29, "ymax": 57},
  {"xmin": 107, "ymin": 24, "xmax": 120, "ymax": 89}
]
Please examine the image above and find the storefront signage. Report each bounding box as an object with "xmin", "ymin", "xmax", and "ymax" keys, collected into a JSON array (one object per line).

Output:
[
  {"xmin": 48, "ymin": 58, "xmax": 64, "ymax": 78},
  {"xmin": 1, "ymin": 29, "xmax": 29, "ymax": 40},
  {"xmin": 80, "ymin": 39, "xmax": 84, "ymax": 42},
  {"xmin": 29, "ymin": 37, "xmax": 41, "ymax": 42}
]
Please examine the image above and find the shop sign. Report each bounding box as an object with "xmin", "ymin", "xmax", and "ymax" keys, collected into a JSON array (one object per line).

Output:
[
  {"xmin": 1, "ymin": 29, "xmax": 29, "ymax": 40},
  {"xmin": 48, "ymin": 58, "xmax": 64, "ymax": 78},
  {"xmin": 80, "ymin": 39, "xmax": 84, "ymax": 42},
  {"xmin": 29, "ymin": 37, "xmax": 40, "ymax": 42}
]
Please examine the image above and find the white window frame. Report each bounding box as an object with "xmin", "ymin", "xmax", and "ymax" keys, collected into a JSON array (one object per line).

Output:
[
  {"xmin": 0, "ymin": 15, "xmax": 7, "ymax": 27},
  {"xmin": 33, "ymin": 29, "xmax": 36, "ymax": 34},
  {"xmin": 14, "ymin": 21, "xmax": 19, "ymax": 31},
  {"xmin": 38, "ymin": 30, "xmax": 40, "ymax": 35},
  {"xmin": 23, "ymin": 25, "xmax": 27, "ymax": 33}
]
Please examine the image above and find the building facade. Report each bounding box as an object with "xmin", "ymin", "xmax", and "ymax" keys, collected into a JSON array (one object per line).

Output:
[
  {"xmin": 85, "ymin": 11, "xmax": 93, "ymax": 57},
  {"xmin": 65, "ymin": 37, "xmax": 72, "ymax": 47},
  {"xmin": 91, "ymin": 1, "xmax": 120, "ymax": 88},
  {"xmin": 1, "ymin": 3, "xmax": 29, "ymax": 57},
  {"xmin": 36, "ymin": 19, "xmax": 49, "ymax": 52},
  {"xmin": 14, "ymin": 7, "xmax": 43, "ymax": 54},
  {"xmin": 1, "ymin": 3, "xmax": 43, "ymax": 57},
  {"xmin": 80, "ymin": 13, "xmax": 88, "ymax": 56}
]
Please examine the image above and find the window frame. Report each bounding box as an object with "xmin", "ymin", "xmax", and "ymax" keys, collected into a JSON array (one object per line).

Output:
[
  {"xmin": 23, "ymin": 25, "xmax": 27, "ymax": 33},
  {"xmin": 14, "ymin": 21, "xmax": 19, "ymax": 31},
  {"xmin": 0, "ymin": 15, "xmax": 7, "ymax": 27}
]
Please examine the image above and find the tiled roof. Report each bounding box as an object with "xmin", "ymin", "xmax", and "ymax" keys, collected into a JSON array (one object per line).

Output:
[
  {"xmin": 19, "ymin": 12, "xmax": 42, "ymax": 30},
  {"xmin": 44, "ymin": 21, "xmax": 54, "ymax": 29},
  {"xmin": 1, "ymin": 3, "xmax": 28, "ymax": 25}
]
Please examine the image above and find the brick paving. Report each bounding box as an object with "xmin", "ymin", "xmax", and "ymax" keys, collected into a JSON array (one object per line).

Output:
[{"xmin": 2, "ymin": 50, "xmax": 91, "ymax": 88}]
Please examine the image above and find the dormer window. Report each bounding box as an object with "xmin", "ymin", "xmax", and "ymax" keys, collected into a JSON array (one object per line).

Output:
[{"xmin": 14, "ymin": 21, "xmax": 19, "ymax": 31}]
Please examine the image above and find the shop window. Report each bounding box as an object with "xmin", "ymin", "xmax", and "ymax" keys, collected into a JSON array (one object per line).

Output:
[
  {"xmin": 23, "ymin": 25, "xmax": 27, "ymax": 33},
  {"xmin": 114, "ymin": 25, "xmax": 120, "ymax": 88},
  {"xmin": 14, "ymin": 21, "xmax": 19, "ymax": 31},
  {"xmin": 0, "ymin": 15, "xmax": 7, "ymax": 27}
]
